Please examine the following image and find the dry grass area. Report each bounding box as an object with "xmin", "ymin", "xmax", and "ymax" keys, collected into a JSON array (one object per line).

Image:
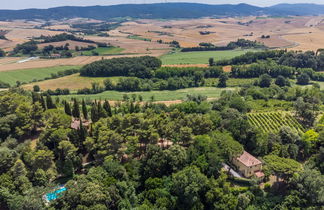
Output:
[
  {"xmin": 1, "ymin": 16, "xmax": 324, "ymax": 72},
  {"xmin": 0, "ymin": 54, "xmax": 160, "ymax": 72},
  {"xmin": 23, "ymin": 74, "xmax": 108, "ymax": 90},
  {"xmin": 86, "ymin": 34, "xmax": 171, "ymax": 55},
  {"xmin": 114, "ymin": 16, "xmax": 324, "ymax": 51}
]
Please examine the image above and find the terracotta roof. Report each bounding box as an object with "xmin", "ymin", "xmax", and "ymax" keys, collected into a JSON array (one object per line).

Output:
[
  {"xmin": 236, "ymin": 151, "xmax": 262, "ymax": 167},
  {"xmin": 254, "ymin": 171, "xmax": 265, "ymax": 178},
  {"xmin": 71, "ymin": 120, "xmax": 90, "ymax": 130}
]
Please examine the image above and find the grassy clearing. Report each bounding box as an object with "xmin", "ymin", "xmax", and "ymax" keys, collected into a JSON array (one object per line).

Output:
[
  {"xmin": 0, "ymin": 66, "xmax": 81, "ymax": 86},
  {"xmin": 127, "ymin": 35, "xmax": 152, "ymax": 42},
  {"xmin": 160, "ymin": 49, "xmax": 257, "ymax": 65},
  {"xmin": 23, "ymin": 74, "xmax": 123, "ymax": 90},
  {"xmin": 205, "ymin": 78, "xmax": 255, "ymax": 87},
  {"xmin": 56, "ymin": 87, "xmax": 237, "ymax": 102},
  {"xmin": 82, "ymin": 47, "xmax": 125, "ymax": 56}
]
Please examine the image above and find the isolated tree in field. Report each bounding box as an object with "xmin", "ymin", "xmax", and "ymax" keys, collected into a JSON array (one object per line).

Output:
[
  {"xmin": 72, "ymin": 99, "xmax": 80, "ymax": 119},
  {"xmin": 46, "ymin": 95, "xmax": 56, "ymax": 109},
  {"xmin": 64, "ymin": 101, "xmax": 72, "ymax": 116},
  {"xmin": 297, "ymin": 73, "xmax": 310, "ymax": 85},
  {"xmin": 33, "ymin": 85, "xmax": 40, "ymax": 92},
  {"xmin": 82, "ymin": 99, "xmax": 88, "ymax": 120},
  {"xmin": 259, "ymin": 74, "xmax": 272, "ymax": 88},
  {"xmin": 218, "ymin": 73, "xmax": 229, "ymax": 88}
]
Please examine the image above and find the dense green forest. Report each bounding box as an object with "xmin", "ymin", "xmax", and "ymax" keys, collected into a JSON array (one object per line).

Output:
[{"xmin": 0, "ymin": 81, "xmax": 323, "ymax": 209}]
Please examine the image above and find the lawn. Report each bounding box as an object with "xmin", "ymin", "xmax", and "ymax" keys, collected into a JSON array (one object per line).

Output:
[
  {"xmin": 160, "ymin": 49, "xmax": 257, "ymax": 65},
  {"xmin": 0, "ymin": 66, "xmax": 81, "ymax": 86},
  {"xmin": 82, "ymin": 47, "xmax": 124, "ymax": 56},
  {"xmin": 56, "ymin": 87, "xmax": 237, "ymax": 102}
]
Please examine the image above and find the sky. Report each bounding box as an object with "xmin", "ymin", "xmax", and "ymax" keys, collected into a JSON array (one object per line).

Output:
[{"xmin": 1, "ymin": 0, "xmax": 324, "ymax": 10}]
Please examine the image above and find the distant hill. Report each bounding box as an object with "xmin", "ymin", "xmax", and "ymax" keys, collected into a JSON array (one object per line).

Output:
[
  {"xmin": 267, "ymin": 4, "xmax": 324, "ymax": 16},
  {"xmin": 0, "ymin": 3, "xmax": 324, "ymax": 20}
]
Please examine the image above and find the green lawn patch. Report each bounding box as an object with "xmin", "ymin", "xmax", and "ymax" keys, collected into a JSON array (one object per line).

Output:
[
  {"xmin": 0, "ymin": 66, "xmax": 81, "ymax": 86},
  {"xmin": 160, "ymin": 49, "xmax": 257, "ymax": 65}
]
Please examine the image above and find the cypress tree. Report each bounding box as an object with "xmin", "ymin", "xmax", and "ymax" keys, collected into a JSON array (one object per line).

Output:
[
  {"xmin": 91, "ymin": 102, "xmax": 99, "ymax": 123},
  {"xmin": 78, "ymin": 120, "xmax": 87, "ymax": 148},
  {"xmin": 97, "ymin": 101, "xmax": 106, "ymax": 118},
  {"xmin": 82, "ymin": 99, "xmax": 88, "ymax": 120},
  {"xmin": 72, "ymin": 99, "xmax": 80, "ymax": 119},
  {"xmin": 64, "ymin": 101, "xmax": 72, "ymax": 116},
  {"xmin": 46, "ymin": 95, "xmax": 56, "ymax": 109},
  {"xmin": 103, "ymin": 100, "xmax": 112, "ymax": 117},
  {"xmin": 40, "ymin": 95, "xmax": 47, "ymax": 110},
  {"xmin": 130, "ymin": 102, "xmax": 135, "ymax": 113}
]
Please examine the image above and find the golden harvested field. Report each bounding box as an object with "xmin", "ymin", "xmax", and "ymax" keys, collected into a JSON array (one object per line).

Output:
[
  {"xmin": 23, "ymin": 74, "xmax": 109, "ymax": 90},
  {"xmin": 1, "ymin": 16, "xmax": 324, "ymax": 72},
  {"xmin": 0, "ymin": 54, "xmax": 161, "ymax": 72},
  {"xmin": 114, "ymin": 16, "xmax": 324, "ymax": 51}
]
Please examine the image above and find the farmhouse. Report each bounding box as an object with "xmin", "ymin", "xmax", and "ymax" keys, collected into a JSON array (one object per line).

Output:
[{"xmin": 232, "ymin": 151, "xmax": 264, "ymax": 178}]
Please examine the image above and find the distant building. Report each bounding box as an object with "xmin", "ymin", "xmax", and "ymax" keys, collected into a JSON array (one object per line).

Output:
[
  {"xmin": 71, "ymin": 120, "xmax": 90, "ymax": 130},
  {"xmin": 232, "ymin": 151, "xmax": 264, "ymax": 178}
]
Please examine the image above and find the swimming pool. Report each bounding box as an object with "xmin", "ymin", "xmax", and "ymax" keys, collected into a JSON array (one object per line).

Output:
[{"xmin": 45, "ymin": 187, "xmax": 67, "ymax": 202}]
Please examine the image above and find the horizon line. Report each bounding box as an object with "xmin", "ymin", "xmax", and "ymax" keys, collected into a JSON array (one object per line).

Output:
[{"xmin": 0, "ymin": 2, "xmax": 323, "ymax": 11}]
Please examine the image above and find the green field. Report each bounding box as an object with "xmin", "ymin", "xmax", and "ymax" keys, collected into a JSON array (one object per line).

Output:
[
  {"xmin": 0, "ymin": 66, "xmax": 81, "ymax": 86},
  {"xmin": 57, "ymin": 87, "xmax": 237, "ymax": 101},
  {"xmin": 127, "ymin": 35, "xmax": 151, "ymax": 42},
  {"xmin": 82, "ymin": 47, "xmax": 125, "ymax": 56},
  {"xmin": 160, "ymin": 49, "xmax": 256, "ymax": 65}
]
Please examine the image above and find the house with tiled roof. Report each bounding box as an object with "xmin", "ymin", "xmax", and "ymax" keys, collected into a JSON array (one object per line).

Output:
[{"xmin": 232, "ymin": 151, "xmax": 264, "ymax": 178}]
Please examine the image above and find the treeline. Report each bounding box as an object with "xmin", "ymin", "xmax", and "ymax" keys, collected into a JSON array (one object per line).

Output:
[
  {"xmin": 181, "ymin": 39, "xmax": 266, "ymax": 52},
  {"xmin": 80, "ymin": 56, "xmax": 162, "ymax": 77},
  {"xmin": 38, "ymin": 33, "xmax": 96, "ymax": 44},
  {"xmin": 77, "ymin": 76, "xmax": 205, "ymax": 94},
  {"xmin": 216, "ymin": 50, "xmax": 286, "ymax": 65},
  {"xmin": 217, "ymin": 50, "xmax": 324, "ymax": 71},
  {"xmin": 75, "ymin": 66, "xmax": 224, "ymax": 94},
  {"xmin": 231, "ymin": 60, "xmax": 324, "ymax": 82}
]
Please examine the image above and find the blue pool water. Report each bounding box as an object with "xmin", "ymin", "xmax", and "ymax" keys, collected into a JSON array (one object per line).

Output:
[{"xmin": 45, "ymin": 187, "xmax": 67, "ymax": 201}]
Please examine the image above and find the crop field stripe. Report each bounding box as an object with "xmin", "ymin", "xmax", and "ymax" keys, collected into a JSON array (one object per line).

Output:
[{"xmin": 247, "ymin": 112, "xmax": 305, "ymax": 133}]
